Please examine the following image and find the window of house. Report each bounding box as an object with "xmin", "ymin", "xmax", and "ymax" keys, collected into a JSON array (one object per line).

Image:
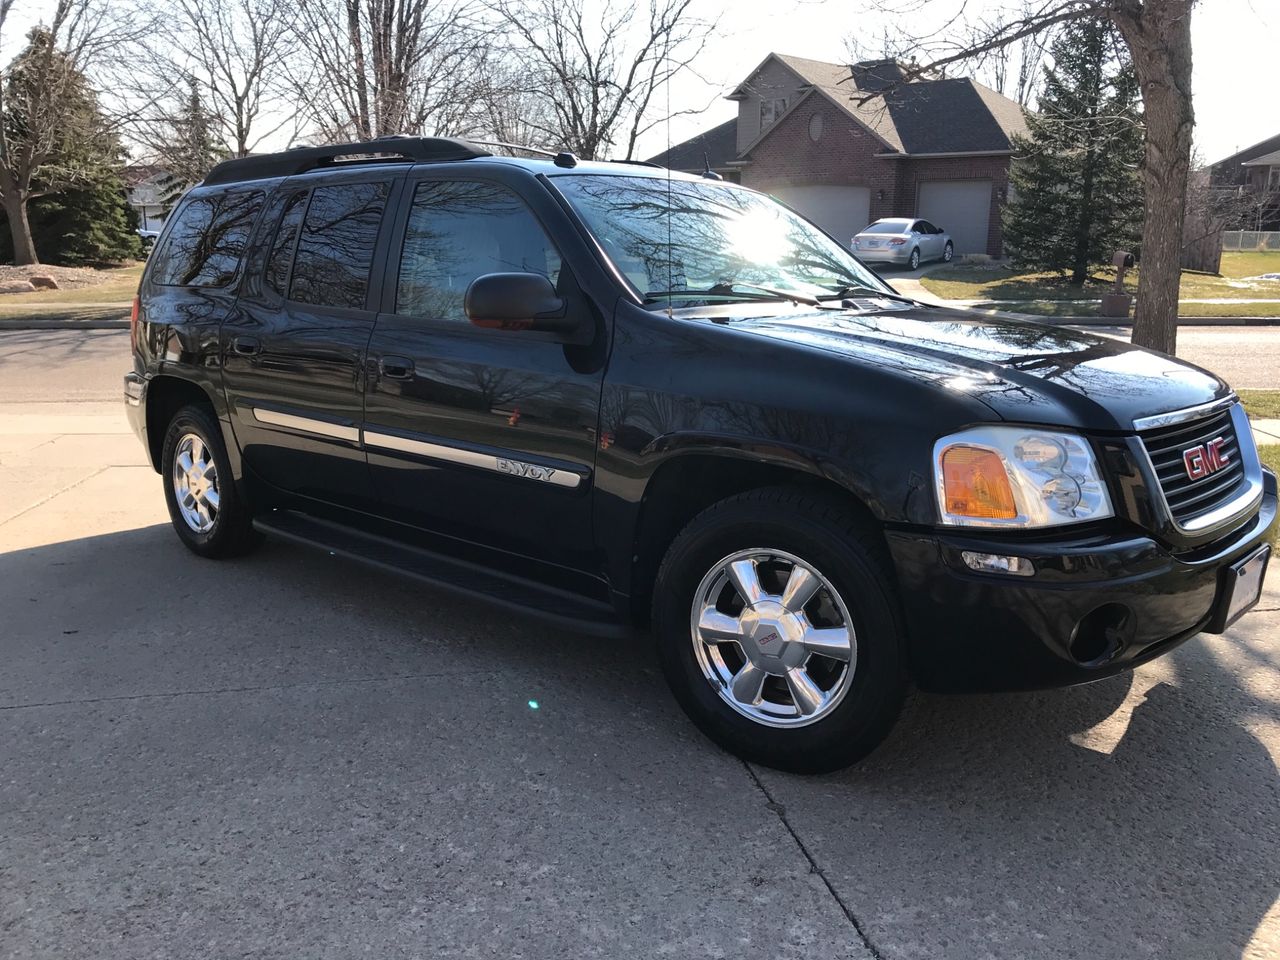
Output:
[
  {"xmin": 1270, "ymin": 166, "xmax": 1280, "ymax": 191},
  {"xmin": 395, "ymin": 180, "xmax": 562, "ymax": 323},
  {"xmin": 266, "ymin": 190, "xmax": 308, "ymax": 298},
  {"xmin": 761, "ymin": 98, "xmax": 787, "ymax": 128},
  {"xmin": 289, "ymin": 181, "xmax": 389, "ymax": 309},
  {"xmin": 151, "ymin": 191, "xmax": 264, "ymax": 287}
]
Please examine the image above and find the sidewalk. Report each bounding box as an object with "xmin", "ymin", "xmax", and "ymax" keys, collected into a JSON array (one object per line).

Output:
[{"xmin": 1253, "ymin": 419, "xmax": 1280, "ymax": 445}]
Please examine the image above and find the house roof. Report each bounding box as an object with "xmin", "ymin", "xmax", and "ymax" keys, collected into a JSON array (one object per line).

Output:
[
  {"xmin": 644, "ymin": 117, "xmax": 738, "ymax": 172},
  {"xmin": 1211, "ymin": 132, "xmax": 1280, "ymax": 170},
  {"xmin": 1242, "ymin": 148, "xmax": 1280, "ymax": 167},
  {"xmin": 756, "ymin": 53, "xmax": 1028, "ymax": 156}
]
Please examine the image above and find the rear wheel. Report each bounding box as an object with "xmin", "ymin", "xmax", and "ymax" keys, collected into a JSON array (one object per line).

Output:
[
  {"xmin": 943, "ymin": 241, "xmax": 954, "ymax": 262},
  {"xmin": 161, "ymin": 403, "xmax": 260, "ymax": 558},
  {"xmin": 908, "ymin": 247, "xmax": 921, "ymax": 270},
  {"xmin": 653, "ymin": 487, "xmax": 908, "ymax": 773}
]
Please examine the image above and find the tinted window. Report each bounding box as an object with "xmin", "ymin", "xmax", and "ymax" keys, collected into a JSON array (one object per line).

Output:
[
  {"xmin": 267, "ymin": 190, "xmax": 308, "ymax": 297},
  {"xmin": 152, "ymin": 192, "xmax": 263, "ymax": 287},
  {"xmin": 289, "ymin": 182, "xmax": 389, "ymax": 309},
  {"xmin": 396, "ymin": 180, "xmax": 561, "ymax": 322}
]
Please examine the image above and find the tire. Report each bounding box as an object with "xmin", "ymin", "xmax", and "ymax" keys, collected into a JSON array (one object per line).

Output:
[
  {"xmin": 652, "ymin": 487, "xmax": 908, "ymax": 774},
  {"xmin": 943, "ymin": 242, "xmax": 954, "ymax": 263},
  {"xmin": 908, "ymin": 247, "xmax": 921, "ymax": 270},
  {"xmin": 161, "ymin": 403, "xmax": 261, "ymax": 558}
]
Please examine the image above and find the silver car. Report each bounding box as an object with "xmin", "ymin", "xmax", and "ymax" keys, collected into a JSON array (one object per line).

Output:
[{"xmin": 851, "ymin": 218, "xmax": 953, "ymax": 270}]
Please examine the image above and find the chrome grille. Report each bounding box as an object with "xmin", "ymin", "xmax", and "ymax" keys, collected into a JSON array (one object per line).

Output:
[{"xmin": 1139, "ymin": 408, "xmax": 1246, "ymax": 525}]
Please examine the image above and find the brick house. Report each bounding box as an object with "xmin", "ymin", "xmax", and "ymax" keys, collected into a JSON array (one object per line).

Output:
[
  {"xmin": 1209, "ymin": 133, "xmax": 1280, "ymax": 231},
  {"xmin": 647, "ymin": 54, "xmax": 1029, "ymax": 257}
]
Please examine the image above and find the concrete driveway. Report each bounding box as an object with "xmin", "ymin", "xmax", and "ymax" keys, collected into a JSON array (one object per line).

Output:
[{"xmin": 2, "ymin": 330, "xmax": 1278, "ymax": 959}]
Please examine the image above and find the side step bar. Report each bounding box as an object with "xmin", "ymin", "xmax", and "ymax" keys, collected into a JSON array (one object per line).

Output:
[{"xmin": 254, "ymin": 510, "xmax": 631, "ymax": 639}]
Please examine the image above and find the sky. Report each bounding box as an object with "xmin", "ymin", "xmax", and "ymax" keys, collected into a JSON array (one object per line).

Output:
[
  {"xmin": 632, "ymin": 0, "xmax": 1280, "ymax": 165},
  {"xmin": 1, "ymin": 0, "xmax": 1276, "ymax": 167}
]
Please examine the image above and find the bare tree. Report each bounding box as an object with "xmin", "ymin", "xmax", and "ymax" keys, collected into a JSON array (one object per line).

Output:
[
  {"xmin": 0, "ymin": 0, "xmax": 148, "ymax": 264},
  {"xmin": 170, "ymin": 0, "xmax": 295, "ymax": 157},
  {"xmin": 850, "ymin": 0, "xmax": 1198, "ymax": 356},
  {"xmin": 286, "ymin": 0, "xmax": 487, "ymax": 141},
  {"xmin": 485, "ymin": 0, "xmax": 716, "ymax": 160}
]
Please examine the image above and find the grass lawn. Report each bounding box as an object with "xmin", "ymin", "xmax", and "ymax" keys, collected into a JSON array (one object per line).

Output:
[
  {"xmin": 0, "ymin": 263, "xmax": 143, "ymax": 306},
  {"xmin": 1240, "ymin": 390, "xmax": 1280, "ymax": 420},
  {"xmin": 920, "ymin": 250, "xmax": 1280, "ymax": 304}
]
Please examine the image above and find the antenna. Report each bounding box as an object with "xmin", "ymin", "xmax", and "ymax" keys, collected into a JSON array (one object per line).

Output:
[{"xmin": 701, "ymin": 148, "xmax": 723, "ymax": 181}]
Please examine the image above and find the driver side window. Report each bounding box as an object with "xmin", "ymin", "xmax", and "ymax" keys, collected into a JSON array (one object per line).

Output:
[{"xmin": 396, "ymin": 180, "xmax": 562, "ymax": 323}]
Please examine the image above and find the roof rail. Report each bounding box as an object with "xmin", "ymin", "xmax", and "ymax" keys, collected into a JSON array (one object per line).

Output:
[
  {"xmin": 466, "ymin": 139, "xmax": 559, "ymax": 158},
  {"xmin": 202, "ymin": 136, "xmax": 491, "ymax": 186}
]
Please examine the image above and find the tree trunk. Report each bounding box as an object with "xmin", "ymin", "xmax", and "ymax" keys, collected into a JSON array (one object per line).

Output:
[
  {"xmin": 1115, "ymin": 0, "xmax": 1195, "ymax": 356},
  {"xmin": 3, "ymin": 192, "xmax": 39, "ymax": 266}
]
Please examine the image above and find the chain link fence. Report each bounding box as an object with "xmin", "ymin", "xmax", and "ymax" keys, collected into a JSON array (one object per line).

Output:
[{"xmin": 1223, "ymin": 231, "xmax": 1280, "ymax": 252}]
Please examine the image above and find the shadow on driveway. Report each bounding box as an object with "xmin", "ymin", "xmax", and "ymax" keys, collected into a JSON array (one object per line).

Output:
[{"xmin": 2, "ymin": 523, "xmax": 1276, "ymax": 958}]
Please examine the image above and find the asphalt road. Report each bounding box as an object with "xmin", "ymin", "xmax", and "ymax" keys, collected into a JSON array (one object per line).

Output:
[{"xmin": 1, "ymin": 330, "xmax": 1278, "ymax": 959}]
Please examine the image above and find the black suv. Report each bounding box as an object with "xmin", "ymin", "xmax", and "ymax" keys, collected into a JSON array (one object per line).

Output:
[{"xmin": 126, "ymin": 136, "xmax": 1276, "ymax": 773}]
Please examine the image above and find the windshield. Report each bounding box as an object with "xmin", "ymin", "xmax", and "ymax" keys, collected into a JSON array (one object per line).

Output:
[
  {"xmin": 861, "ymin": 220, "xmax": 911, "ymax": 234},
  {"xmin": 552, "ymin": 174, "xmax": 891, "ymax": 307}
]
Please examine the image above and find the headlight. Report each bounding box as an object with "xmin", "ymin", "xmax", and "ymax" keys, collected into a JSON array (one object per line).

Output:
[{"xmin": 934, "ymin": 426, "xmax": 1114, "ymax": 528}]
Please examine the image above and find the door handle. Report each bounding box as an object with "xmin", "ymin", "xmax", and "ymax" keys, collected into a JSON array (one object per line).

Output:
[
  {"xmin": 378, "ymin": 356, "xmax": 415, "ymax": 380},
  {"xmin": 232, "ymin": 336, "xmax": 261, "ymax": 356}
]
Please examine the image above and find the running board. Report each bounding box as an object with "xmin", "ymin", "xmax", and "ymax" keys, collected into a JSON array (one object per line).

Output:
[{"xmin": 253, "ymin": 510, "xmax": 630, "ymax": 638}]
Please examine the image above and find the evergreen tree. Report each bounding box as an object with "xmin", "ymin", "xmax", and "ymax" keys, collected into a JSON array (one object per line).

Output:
[
  {"xmin": 154, "ymin": 77, "xmax": 229, "ymax": 205},
  {"xmin": 1, "ymin": 27, "xmax": 140, "ymax": 264},
  {"xmin": 1002, "ymin": 20, "xmax": 1144, "ymax": 284}
]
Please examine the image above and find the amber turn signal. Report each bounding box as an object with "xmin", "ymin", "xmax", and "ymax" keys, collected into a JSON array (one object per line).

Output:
[{"xmin": 941, "ymin": 445, "xmax": 1018, "ymax": 519}]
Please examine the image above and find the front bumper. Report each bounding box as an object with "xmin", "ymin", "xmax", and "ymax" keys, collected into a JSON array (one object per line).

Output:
[{"xmin": 887, "ymin": 472, "xmax": 1277, "ymax": 692}]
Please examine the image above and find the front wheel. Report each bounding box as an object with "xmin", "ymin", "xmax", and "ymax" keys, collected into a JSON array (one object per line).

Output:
[
  {"xmin": 653, "ymin": 487, "xmax": 908, "ymax": 774},
  {"xmin": 943, "ymin": 241, "xmax": 954, "ymax": 263},
  {"xmin": 908, "ymin": 247, "xmax": 921, "ymax": 270}
]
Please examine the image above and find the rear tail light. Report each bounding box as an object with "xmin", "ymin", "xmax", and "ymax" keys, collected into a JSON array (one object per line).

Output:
[{"xmin": 889, "ymin": 238, "xmax": 907, "ymax": 246}]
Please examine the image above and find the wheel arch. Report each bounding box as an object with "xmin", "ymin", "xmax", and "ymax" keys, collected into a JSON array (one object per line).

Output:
[
  {"xmin": 143, "ymin": 375, "xmax": 219, "ymax": 472},
  {"xmin": 624, "ymin": 448, "xmax": 883, "ymax": 624}
]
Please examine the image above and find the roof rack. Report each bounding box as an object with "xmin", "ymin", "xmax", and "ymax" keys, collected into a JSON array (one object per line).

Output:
[{"xmin": 202, "ymin": 136, "xmax": 491, "ymax": 186}]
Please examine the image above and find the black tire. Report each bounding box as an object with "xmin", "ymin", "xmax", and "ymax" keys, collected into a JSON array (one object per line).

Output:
[
  {"xmin": 160, "ymin": 403, "xmax": 261, "ymax": 559},
  {"xmin": 908, "ymin": 247, "xmax": 921, "ymax": 270},
  {"xmin": 652, "ymin": 487, "xmax": 908, "ymax": 774},
  {"xmin": 943, "ymin": 241, "xmax": 954, "ymax": 263}
]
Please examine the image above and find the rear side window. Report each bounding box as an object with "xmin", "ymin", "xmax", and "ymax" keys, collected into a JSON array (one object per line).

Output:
[
  {"xmin": 266, "ymin": 190, "xmax": 308, "ymax": 298},
  {"xmin": 396, "ymin": 180, "xmax": 561, "ymax": 322},
  {"xmin": 151, "ymin": 191, "xmax": 263, "ymax": 287},
  {"xmin": 289, "ymin": 182, "xmax": 389, "ymax": 309}
]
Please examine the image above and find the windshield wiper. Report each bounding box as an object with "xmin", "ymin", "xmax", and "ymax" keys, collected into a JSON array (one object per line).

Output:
[
  {"xmin": 644, "ymin": 285, "xmax": 823, "ymax": 308},
  {"xmin": 819, "ymin": 284, "xmax": 918, "ymax": 305},
  {"xmin": 714, "ymin": 282, "xmax": 822, "ymax": 307}
]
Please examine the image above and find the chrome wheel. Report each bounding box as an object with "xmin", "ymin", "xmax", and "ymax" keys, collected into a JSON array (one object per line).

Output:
[
  {"xmin": 172, "ymin": 432, "xmax": 220, "ymax": 534},
  {"xmin": 943, "ymin": 243, "xmax": 953, "ymax": 262},
  {"xmin": 690, "ymin": 548, "xmax": 856, "ymax": 728}
]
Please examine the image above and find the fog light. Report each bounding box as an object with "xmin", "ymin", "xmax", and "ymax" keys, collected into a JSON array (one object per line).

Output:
[{"xmin": 961, "ymin": 551, "xmax": 1035, "ymax": 577}]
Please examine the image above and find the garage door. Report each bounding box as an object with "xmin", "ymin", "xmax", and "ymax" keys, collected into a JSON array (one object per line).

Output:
[
  {"xmin": 917, "ymin": 180, "xmax": 992, "ymax": 255},
  {"xmin": 771, "ymin": 186, "xmax": 871, "ymax": 249}
]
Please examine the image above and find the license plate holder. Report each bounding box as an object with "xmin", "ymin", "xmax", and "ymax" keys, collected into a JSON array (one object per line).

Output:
[{"xmin": 1207, "ymin": 544, "xmax": 1271, "ymax": 633}]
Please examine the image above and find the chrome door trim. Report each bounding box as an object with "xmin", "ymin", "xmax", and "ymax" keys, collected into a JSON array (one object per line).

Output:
[
  {"xmin": 362, "ymin": 427, "xmax": 583, "ymax": 489},
  {"xmin": 251, "ymin": 407, "xmax": 361, "ymax": 443}
]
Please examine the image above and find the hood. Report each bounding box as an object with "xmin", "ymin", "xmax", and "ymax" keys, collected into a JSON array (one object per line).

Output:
[{"xmin": 701, "ymin": 304, "xmax": 1230, "ymax": 432}]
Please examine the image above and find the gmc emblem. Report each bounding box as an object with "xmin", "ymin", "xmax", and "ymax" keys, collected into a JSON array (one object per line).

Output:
[{"xmin": 1183, "ymin": 436, "xmax": 1229, "ymax": 481}]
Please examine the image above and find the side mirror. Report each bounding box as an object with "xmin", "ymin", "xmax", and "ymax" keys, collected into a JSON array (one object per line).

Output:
[{"xmin": 464, "ymin": 272, "xmax": 572, "ymax": 333}]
